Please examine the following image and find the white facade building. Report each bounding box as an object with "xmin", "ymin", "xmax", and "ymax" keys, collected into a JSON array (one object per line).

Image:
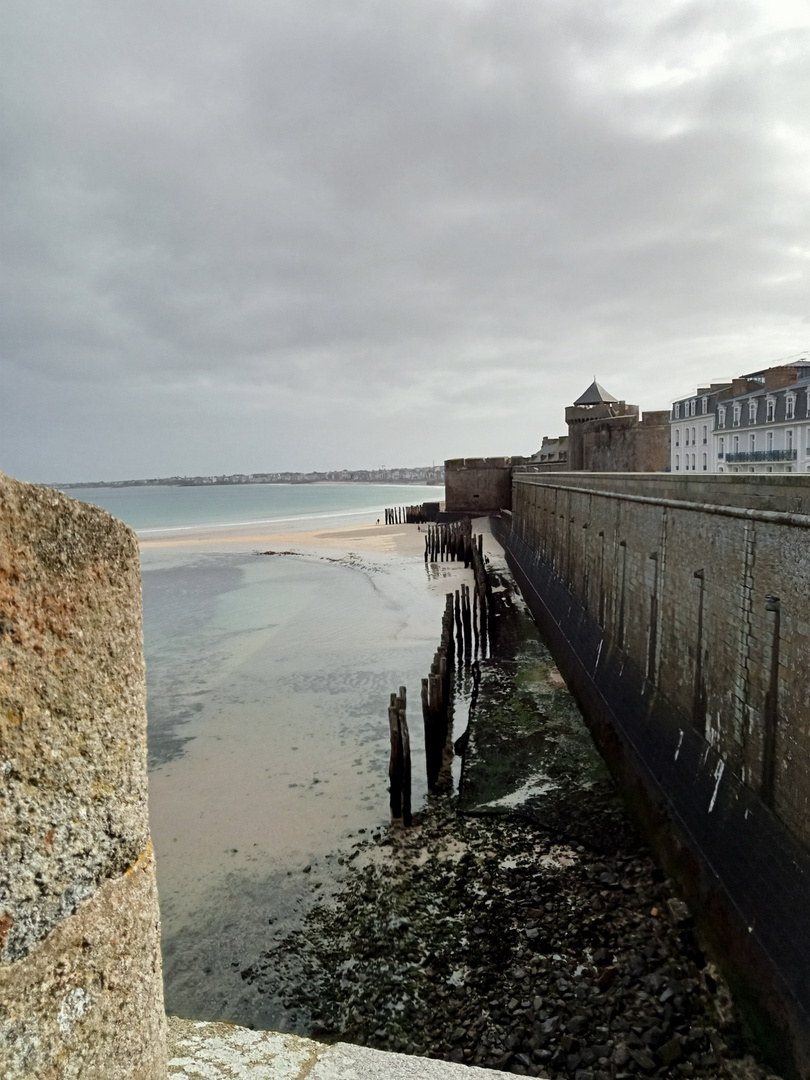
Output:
[
  {"xmin": 671, "ymin": 363, "xmax": 810, "ymax": 475},
  {"xmin": 669, "ymin": 383, "xmax": 729, "ymax": 475}
]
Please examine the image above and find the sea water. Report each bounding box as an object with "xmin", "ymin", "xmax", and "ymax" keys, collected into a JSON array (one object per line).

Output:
[
  {"xmin": 63, "ymin": 483, "xmax": 462, "ymax": 1028},
  {"xmin": 64, "ymin": 481, "xmax": 440, "ymax": 536}
]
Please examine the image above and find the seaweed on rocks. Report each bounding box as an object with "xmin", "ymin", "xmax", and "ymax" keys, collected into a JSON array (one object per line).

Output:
[{"xmin": 245, "ymin": 800, "xmax": 782, "ymax": 1079}]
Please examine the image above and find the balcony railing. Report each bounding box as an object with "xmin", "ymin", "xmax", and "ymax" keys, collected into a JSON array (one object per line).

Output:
[{"xmin": 724, "ymin": 449, "xmax": 797, "ymax": 463}]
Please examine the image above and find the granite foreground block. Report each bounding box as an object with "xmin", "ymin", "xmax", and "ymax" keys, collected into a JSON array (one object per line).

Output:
[
  {"xmin": 168, "ymin": 1017, "xmax": 518, "ymax": 1079},
  {"xmin": 0, "ymin": 473, "xmax": 166, "ymax": 1079}
]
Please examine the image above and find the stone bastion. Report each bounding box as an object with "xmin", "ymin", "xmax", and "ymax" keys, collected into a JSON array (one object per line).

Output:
[{"xmin": 0, "ymin": 473, "xmax": 167, "ymax": 1079}]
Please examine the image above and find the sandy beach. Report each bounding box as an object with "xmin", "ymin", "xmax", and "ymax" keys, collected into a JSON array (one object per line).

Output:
[{"xmin": 138, "ymin": 520, "xmax": 430, "ymax": 557}]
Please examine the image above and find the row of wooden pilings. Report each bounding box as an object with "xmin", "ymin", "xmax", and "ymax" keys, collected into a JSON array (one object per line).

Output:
[
  {"xmin": 384, "ymin": 504, "xmax": 430, "ymax": 524},
  {"xmin": 388, "ymin": 527, "xmax": 493, "ymax": 825},
  {"xmin": 423, "ymin": 519, "xmax": 475, "ymax": 565}
]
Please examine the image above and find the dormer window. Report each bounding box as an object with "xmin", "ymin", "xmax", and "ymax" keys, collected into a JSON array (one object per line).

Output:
[
  {"xmin": 748, "ymin": 399, "xmax": 757, "ymax": 423},
  {"xmin": 718, "ymin": 406, "xmax": 726, "ymax": 428},
  {"xmin": 733, "ymin": 404, "xmax": 741, "ymax": 426},
  {"xmin": 766, "ymin": 397, "xmax": 775, "ymax": 422},
  {"xmin": 786, "ymin": 394, "xmax": 795, "ymax": 420},
  {"xmin": 701, "ymin": 396, "xmax": 708, "ymax": 414},
  {"xmin": 690, "ymin": 400, "xmax": 696, "ymax": 416},
  {"xmin": 674, "ymin": 402, "xmax": 680, "ymax": 419}
]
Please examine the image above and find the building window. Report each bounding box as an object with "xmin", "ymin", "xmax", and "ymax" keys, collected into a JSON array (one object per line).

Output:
[
  {"xmin": 675, "ymin": 454, "xmax": 680, "ymax": 471},
  {"xmin": 702, "ymin": 425, "xmax": 707, "ymax": 444},
  {"xmin": 767, "ymin": 431, "xmax": 774, "ymax": 451},
  {"xmin": 787, "ymin": 429, "xmax": 794, "ymax": 452},
  {"xmin": 675, "ymin": 429, "xmax": 680, "ymax": 446},
  {"xmin": 733, "ymin": 404, "xmax": 741, "ymax": 426},
  {"xmin": 674, "ymin": 402, "xmax": 680, "ymax": 419},
  {"xmin": 701, "ymin": 396, "xmax": 708, "ymax": 414},
  {"xmin": 691, "ymin": 427, "xmax": 696, "ymax": 445},
  {"xmin": 786, "ymin": 394, "xmax": 795, "ymax": 420},
  {"xmin": 684, "ymin": 455, "xmax": 689, "ymax": 470},
  {"xmin": 748, "ymin": 399, "xmax": 757, "ymax": 422},
  {"xmin": 684, "ymin": 429, "xmax": 689, "ymax": 446},
  {"xmin": 750, "ymin": 433, "xmax": 756, "ymax": 453},
  {"xmin": 718, "ymin": 436, "xmax": 724, "ymax": 459},
  {"xmin": 691, "ymin": 400, "xmax": 697, "ymax": 416},
  {"xmin": 766, "ymin": 397, "xmax": 775, "ymax": 422},
  {"xmin": 733, "ymin": 435, "xmax": 740, "ymax": 453},
  {"xmin": 702, "ymin": 453, "xmax": 707, "ymax": 471},
  {"xmin": 718, "ymin": 406, "xmax": 726, "ymax": 428},
  {"xmin": 692, "ymin": 453, "xmax": 696, "ymax": 470}
]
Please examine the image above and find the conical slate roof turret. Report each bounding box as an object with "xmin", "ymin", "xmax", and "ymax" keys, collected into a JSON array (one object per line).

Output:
[{"xmin": 573, "ymin": 380, "xmax": 619, "ymax": 406}]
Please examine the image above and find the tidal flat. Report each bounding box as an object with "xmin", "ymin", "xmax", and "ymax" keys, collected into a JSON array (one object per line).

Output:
[{"xmin": 141, "ymin": 524, "xmax": 473, "ymax": 1028}]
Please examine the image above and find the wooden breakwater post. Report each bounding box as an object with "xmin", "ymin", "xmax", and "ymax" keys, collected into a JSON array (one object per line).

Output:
[
  {"xmin": 385, "ymin": 504, "xmax": 431, "ymax": 525},
  {"xmin": 425, "ymin": 520, "xmax": 490, "ymax": 657},
  {"xmin": 422, "ymin": 593, "xmax": 457, "ymax": 791},
  {"xmin": 388, "ymin": 686, "xmax": 411, "ymax": 826},
  {"xmin": 424, "ymin": 518, "xmax": 474, "ymax": 565},
  {"xmin": 469, "ymin": 530, "xmax": 491, "ymax": 656}
]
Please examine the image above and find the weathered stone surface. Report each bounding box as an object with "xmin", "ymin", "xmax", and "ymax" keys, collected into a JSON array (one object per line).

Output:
[
  {"xmin": 0, "ymin": 473, "xmax": 166, "ymax": 1078},
  {"xmin": 0, "ymin": 842, "xmax": 166, "ymax": 1080},
  {"xmin": 167, "ymin": 1016, "xmax": 518, "ymax": 1079},
  {"xmin": 0, "ymin": 473, "xmax": 149, "ymax": 960}
]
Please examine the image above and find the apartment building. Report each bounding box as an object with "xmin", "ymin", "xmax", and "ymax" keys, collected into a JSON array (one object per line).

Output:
[
  {"xmin": 669, "ymin": 382, "xmax": 731, "ymax": 474},
  {"xmin": 671, "ymin": 362, "xmax": 810, "ymax": 474}
]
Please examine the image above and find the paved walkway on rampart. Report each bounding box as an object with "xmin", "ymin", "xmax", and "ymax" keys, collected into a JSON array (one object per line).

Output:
[{"xmin": 168, "ymin": 1017, "xmax": 514, "ymax": 1078}]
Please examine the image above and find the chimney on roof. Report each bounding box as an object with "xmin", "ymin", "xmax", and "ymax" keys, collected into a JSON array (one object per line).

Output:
[{"xmin": 763, "ymin": 366, "xmax": 798, "ymax": 392}]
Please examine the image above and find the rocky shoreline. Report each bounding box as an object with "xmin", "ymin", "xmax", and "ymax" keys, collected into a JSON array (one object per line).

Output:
[{"xmin": 243, "ymin": 798, "xmax": 781, "ymax": 1079}]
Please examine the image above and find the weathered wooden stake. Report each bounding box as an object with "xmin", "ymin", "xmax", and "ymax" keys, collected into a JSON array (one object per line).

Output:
[
  {"xmin": 398, "ymin": 686, "xmax": 411, "ymax": 826},
  {"xmin": 388, "ymin": 697, "xmax": 402, "ymax": 820}
]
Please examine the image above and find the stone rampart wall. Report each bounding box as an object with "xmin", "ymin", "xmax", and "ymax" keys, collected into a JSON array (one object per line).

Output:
[
  {"xmin": 497, "ymin": 473, "xmax": 810, "ymax": 1078},
  {"xmin": 0, "ymin": 474, "xmax": 166, "ymax": 1079},
  {"xmin": 511, "ymin": 470, "xmax": 810, "ymax": 513},
  {"xmin": 444, "ymin": 457, "xmax": 525, "ymax": 514}
]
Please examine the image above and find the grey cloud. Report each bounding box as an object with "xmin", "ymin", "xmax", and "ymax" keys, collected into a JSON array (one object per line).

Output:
[{"xmin": 1, "ymin": 0, "xmax": 808, "ymax": 480}]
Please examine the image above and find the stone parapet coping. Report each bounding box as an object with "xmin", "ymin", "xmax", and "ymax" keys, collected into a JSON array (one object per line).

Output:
[{"xmin": 168, "ymin": 1017, "xmax": 516, "ymax": 1079}]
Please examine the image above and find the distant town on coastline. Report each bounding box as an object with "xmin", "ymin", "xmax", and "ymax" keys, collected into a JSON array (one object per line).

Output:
[
  {"xmin": 56, "ymin": 464, "xmax": 446, "ymax": 489},
  {"xmin": 55, "ymin": 354, "xmax": 809, "ymax": 489}
]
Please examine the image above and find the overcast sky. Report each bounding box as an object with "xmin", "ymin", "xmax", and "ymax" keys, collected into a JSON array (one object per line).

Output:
[{"xmin": 2, "ymin": 0, "xmax": 808, "ymax": 482}]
